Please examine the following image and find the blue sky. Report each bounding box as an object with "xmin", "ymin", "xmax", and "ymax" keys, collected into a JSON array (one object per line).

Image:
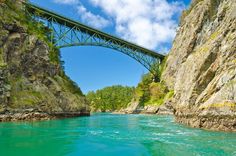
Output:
[{"xmin": 30, "ymin": 0, "xmax": 191, "ymax": 93}]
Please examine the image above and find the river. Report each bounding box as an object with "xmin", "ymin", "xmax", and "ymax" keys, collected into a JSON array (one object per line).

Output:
[{"xmin": 0, "ymin": 113, "xmax": 236, "ymax": 156}]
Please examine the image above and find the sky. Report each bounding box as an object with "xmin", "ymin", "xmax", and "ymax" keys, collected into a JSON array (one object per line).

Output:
[{"xmin": 30, "ymin": 0, "xmax": 191, "ymax": 93}]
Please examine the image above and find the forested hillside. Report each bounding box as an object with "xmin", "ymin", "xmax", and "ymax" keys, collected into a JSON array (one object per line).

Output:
[{"xmin": 87, "ymin": 85, "xmax": 135, "ymax": 112}]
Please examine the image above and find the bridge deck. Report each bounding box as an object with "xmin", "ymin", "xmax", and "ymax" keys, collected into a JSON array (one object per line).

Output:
[{"xmin": 24, "ymin": 2, "xmax": 165, "ymax": 60}]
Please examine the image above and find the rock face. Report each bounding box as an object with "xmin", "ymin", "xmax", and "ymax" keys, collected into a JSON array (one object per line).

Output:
[
  {"xmin": 162, "ymin": 0, "xmax": 236, "ymax": 131},
  {"xmin": 121, "ymin": 100, "xmax": 140, "ymax": 114},
  {"xmin": 0, "ymin": 1, "xmax": 90, "ymax": 121},
  {"xmin": 120, "ymin": 99, "xmax": 173, "ymax": 115}
]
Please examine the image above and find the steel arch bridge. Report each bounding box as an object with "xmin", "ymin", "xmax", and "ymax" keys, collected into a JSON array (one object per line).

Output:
[{"xmin": 24, "ymin": 2, "xmax": 165, "ymax": 79}]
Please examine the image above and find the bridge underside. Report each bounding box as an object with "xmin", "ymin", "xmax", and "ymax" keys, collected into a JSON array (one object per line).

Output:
[{"xmin": 25, "ymin": 3, "xmax": 165, "ymax": 79}]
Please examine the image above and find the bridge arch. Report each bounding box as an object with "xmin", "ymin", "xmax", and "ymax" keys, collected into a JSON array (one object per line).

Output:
[
  {"xmin": 60, "ymin": 43, "xmax": 158, "ymax": 72},
  {"xmin": 24, "ymin": 2, "xmax": 165, "ymax": 79}
]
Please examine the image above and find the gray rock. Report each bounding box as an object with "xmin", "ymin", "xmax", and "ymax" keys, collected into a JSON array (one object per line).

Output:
[
  {"xmin": 0, "ymin": 0, "xmax": 90, "ymax": 122},
  {"xmin": 162, "ymin": 0, "xmax": 236, "ymax": 131}
]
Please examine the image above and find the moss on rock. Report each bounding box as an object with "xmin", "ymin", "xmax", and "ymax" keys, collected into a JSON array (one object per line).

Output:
[{"xmin": 0, "ymin": 0, "xmax": 89, "ymax": 117}]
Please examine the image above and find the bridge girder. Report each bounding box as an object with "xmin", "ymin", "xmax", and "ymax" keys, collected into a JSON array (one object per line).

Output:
[{"xmin": 24, "ymin": 3, "xmax": 165, "ymax": 78}]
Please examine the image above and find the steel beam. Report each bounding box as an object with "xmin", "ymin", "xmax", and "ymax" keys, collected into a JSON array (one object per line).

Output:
[{"xmin": 24, "ymin": 2, "xmax": 165, "ymax": 79}]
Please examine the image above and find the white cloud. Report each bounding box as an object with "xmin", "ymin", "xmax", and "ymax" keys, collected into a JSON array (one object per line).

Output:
[
  {"xmin": 53, "ymin": 0, "xmax": 110, "ymax": 29},
  {"xmin": 76, "ymin": 5, "xmax": 110, "ymax": 29},
  {"xmin": 53, "ymin": 0, "xmax": 79, "ymax": 5},
  {"xmin": 89, "ymin": 0, "xmax": 185, "ymax": 52}
]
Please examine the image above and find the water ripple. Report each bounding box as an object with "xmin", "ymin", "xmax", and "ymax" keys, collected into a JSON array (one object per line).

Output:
[{"xmin": 0, "ymin": 114, "xmax": 235, "ymax": 156}]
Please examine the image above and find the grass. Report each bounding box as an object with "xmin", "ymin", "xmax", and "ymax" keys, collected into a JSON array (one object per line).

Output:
[
  {"xmin": 165, "ymin": 90, "xmax": 174, "ymax": 100},
  {"xmin": 11, "ymin": 90, "xmax": 43, "ymax": 108},
  {"xmin": 56, "ymin": 74, "xmax": 84, "ymax": 96}
]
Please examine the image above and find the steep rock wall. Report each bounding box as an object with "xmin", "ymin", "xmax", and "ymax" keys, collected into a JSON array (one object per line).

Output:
[
  {"xmin": 162, "ymin": 0, "xmax": 236, "ymax": 131},
  {"xmin": 0, "ymin": 1, "xmax": 89, "ymax": 121}
]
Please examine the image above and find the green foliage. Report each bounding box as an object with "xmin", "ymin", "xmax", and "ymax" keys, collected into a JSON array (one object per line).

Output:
[
  {"xmin": 159, "ymin": 56, "xmax": 168, "ymax": 77},
  {"xmin": 64, "ymin": 76, "xmax": 83, "ymax": 96},
  {"xmin": 57, "ymin": 73, "xmax": 84, "ymax": 96},
  {"xmin": 165, "ymin": 90, "xmax": 174, "ymax": 99},
  {"xmin": 150, "ymin": 62, "xmax": 160, "ymax": 82},
  {"xmin": 11, "ymin": 90, "xmax": 43, "ymax": 107},
  {"xmin": 149, "ymin": 82, "xmax": 167, "ymax": 99},
  {"xmin": 1, "ymin": 1, "xmax": 86, "ymax": 111},
  {"xmin": 86, "ymin": 85, "xmax": 135, "ymax": 112},
  {"xmin": 9, "ymin": 76, "xmax": 43, "ymax": 108},
  {"xmin": 49, "ymin": 47, "xmax": 62, "ymax": 65},
  {"xmin": 149, "ymin": 56, "xmax": 167, "ymax": 82},
  {"xmin": 134, "ymin": 73, "xmax": 174, "ymax": 106},
  {"xmin": 134, "ymin": 73, "xmax": 153, "ymax": 105},
  {"xmin": 142, "ymin": 81, "xmax": 168, "ymax": 106},
  {"xmin": 3, "ymin": 0, "xmax": 61, "ymax": 65}
]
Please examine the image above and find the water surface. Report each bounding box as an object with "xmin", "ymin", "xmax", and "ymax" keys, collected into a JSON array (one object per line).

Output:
[{"xmin": 0, "ymin": 113, "xmax": 236, "ymax": 156}]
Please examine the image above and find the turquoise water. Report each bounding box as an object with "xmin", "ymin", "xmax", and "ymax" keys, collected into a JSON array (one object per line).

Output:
[{"xmin": 0, "ymin": 114, "xmax": 236, "ymax": 156}]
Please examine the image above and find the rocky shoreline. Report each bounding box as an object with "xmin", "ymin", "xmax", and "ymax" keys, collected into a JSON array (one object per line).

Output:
[
  {"xmin": 0, "ymin": 1, "xmax": 90, "ymax": 119},
  {"xmin": 114, "ymin": 101, "xmax": 174, "ymax": 115},
  {"xmin": 0, "ymin": 109, "xmax": 90, "ymax": 122},
  {"xmin": 0, "ymin": 112, "xmax": 51, "ymax": 122},
  {"xmin": 175, "ymin": 115, "xmax": 236, "ymax": 132}
]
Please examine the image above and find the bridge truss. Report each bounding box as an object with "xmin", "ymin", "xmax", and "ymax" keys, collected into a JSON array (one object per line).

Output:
[{"xmin": 24, "ymin": 2, "xmax": 165, "ymax": 79}]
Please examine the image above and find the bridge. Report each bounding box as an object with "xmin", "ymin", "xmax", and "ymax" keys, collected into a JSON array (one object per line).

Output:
[{"xmin": 24, "ymin": 2, "xmax": 165, "ymax": 80}]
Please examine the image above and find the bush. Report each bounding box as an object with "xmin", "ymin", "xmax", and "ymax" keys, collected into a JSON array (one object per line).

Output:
[{"xmin": 134, "ymin": 72, "xmax": 174, "ymax": 106}]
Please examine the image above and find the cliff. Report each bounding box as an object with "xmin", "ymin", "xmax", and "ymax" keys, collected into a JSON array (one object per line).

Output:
[
  {"xmin": 0, "ymin": 0, "xmax": 90, "ymax": 121},
  {"xmin": 162, "ymin": 0, "xmax": 236, "ymax": 131},
  {"xmin": 119, "ymin": 73, "xmax": 174, "ymax": 115}
]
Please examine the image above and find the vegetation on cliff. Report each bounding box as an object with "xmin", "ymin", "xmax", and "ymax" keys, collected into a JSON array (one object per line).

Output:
[
  {"xmin": 162, "ymin": 0, "xmax": 236, "ymax": 131},
  {"xmin": 133, "ymin": 73, "xmax": 173, "ymax": 107},
  {"xmin": 0, "ymin": 0, "xmax": 89, "ymax": 117},
  {"xmin": 87, "ymin": 85, "xmax": 135, "ymax": 112}
]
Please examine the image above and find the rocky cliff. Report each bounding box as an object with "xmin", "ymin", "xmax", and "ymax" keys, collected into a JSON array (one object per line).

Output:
[
  {"xmin": 119, "ymin": 73, "xmax": 174, "ymax": 115},
  {"xmin": 162, "ymin": 0, "xmax": 236, "ymax": 131},
  {"xmin": 0, "ymin": 0, "xmax": 89, "ymax": 121}
]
